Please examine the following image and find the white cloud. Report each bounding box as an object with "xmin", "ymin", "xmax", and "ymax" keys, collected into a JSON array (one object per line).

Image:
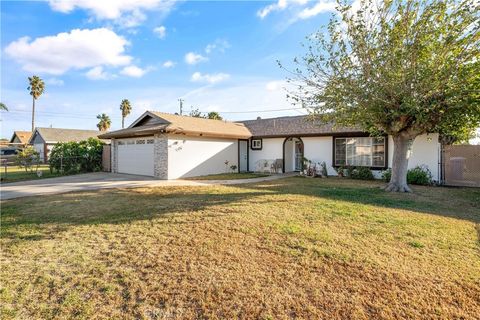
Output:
[
  {"xmin": 45, "ymin": 77, "xmax": 64, "ymax": 86},
  {"xmin": 257, "ymin": 0, "xmax": 288, "ymax": 19},
  {"xmin": 205, "ymin": 39, "xmax": 230, "ymax": 54},
  {"xmin": 4, "ymin": 28, "xmax": 131, "ymax": 75},
  {"xmin": 153, "ymin": 25, "xmax": 166, "ymax": 39},
  {"xmin": 162, "ymin": 60, "xmax": 175, "ymax": 68},
  {"xmin": 266, "ymin": 80, "xmax": 287, "ymax": 91},
  {"xmin": 184, "ymin": 52, "xmax": 208, "ymax": 65},
  {"xmin": 85, "ymin": 66, "xmax": 110, "ymax": 80},
  {"xmin": 257, "ymin": 0, "xmax": 334, "ymax": 20},
  {"xmin": 191, "ymin": 72, "xmax": 230, "ymax": 84},
  {"xmin": 48, "ymin": 0, "xmax": 176, "ymax": 28},
  {"xmin": 297, "ymin": 1, "xmax": 336, "ymax": 19},
  {"xmin": 120, "ymin": 65, "xmax": 149, "ymax": 78}
]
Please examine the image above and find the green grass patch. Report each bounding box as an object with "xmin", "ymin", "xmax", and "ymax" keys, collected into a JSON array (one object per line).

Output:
[{"xmin": 0, "ymin": 165, "xmax": 64, "ymax": 183}]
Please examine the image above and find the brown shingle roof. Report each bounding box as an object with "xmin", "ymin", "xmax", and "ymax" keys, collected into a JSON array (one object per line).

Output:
[
  {"xmin": 150, "ymin": 111, "xmax": 252, "ymax": 139},
  {"xmin": 239, "ymin": 115, "xmax": 361, "ymax": 137},
  {"xmin": 99, "ymin": 111, "xmax": 252, "ymax": 139},
  {"xmin": 30, "ymin": 127, "xmax": 102, "ymax": 144},
  {"xmin": 99, "ymin": 112, "xmax": 363, "ymax": 140},
  {"xmin": 10, "ymin": 131, "xmax": 32, "ymax": 144}
]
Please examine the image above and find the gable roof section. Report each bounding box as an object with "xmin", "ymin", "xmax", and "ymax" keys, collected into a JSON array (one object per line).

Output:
[
  {"xmin": 10, "ymin": 131, "xmax": 32, "ymax": 144},
  {"xmin": 28, "ymin": 128, "xmax": 102, "ymax": 144},
  {"xmin": 239, "ymin": 115, "xmax": 361, "ymax": 138},
  {"xmin": 99, "ymin": 111, "xmax": 252, "ymax": 139}
]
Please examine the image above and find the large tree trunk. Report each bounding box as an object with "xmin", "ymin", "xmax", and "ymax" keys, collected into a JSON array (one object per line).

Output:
[
  {"xmin": 385, "ymin": 133, "xmax": 415, "ymax": 192},
  {"xmin": 31, "ymin": 97, "xmax": 35, "ymax": 132},
  {"xmin": 122, "ymin": 116, "xmax": 124, "ymax": 129}
]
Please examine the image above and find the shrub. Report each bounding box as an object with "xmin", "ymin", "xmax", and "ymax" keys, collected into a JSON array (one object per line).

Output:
[
  {"xmin": 15, "ymin": 146, "xmax": 40, "ymax": 172},
  {"xmin": 381, "ymin": 165, "xmax": 432, "ymax": 185},
  {"xmin": 334, "ymin": 166, "xmax": 346, "ymax": 177},
  {"xmin": 349, "ymin": 166, "xmax": 374, "ymax": 180},
  {"xmin": 381, "ymin": 168, "xmax": 392, "ymax": 182},
  {"xmin": 49, "ymin": 138, "xmax": 104, "ymax": 174},
  {"xmin": 407, "ymin": 165, "xmax": 433, "ymax": 185}
]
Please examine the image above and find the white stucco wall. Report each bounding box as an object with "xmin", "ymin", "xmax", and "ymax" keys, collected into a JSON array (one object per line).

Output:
[
  {"xmin": 250, "ymin": 134, "xmax": 440, "ymax": 180},
  {"xmin": 248, "ymin": 138, "xmax": 284, "ymax": 172},
  {"xmin": 167, "ymin": 135, "xmax": 238, "ymax": 179},
  {"xmin": 387, "ymin": 133, "xmax": 440, "ymax": 181},
  {"xmin": 303, "ymin": 136, "xmax": 337, "ymax": 175}
]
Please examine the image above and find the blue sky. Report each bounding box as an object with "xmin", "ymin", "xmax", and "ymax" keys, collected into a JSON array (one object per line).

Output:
[{"xmin": 0, "ymin": 0, "xmax": 339, "ymax": 137}]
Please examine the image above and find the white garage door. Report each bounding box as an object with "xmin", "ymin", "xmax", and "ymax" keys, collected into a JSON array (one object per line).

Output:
[{"xmin": 117, "ymin": 138, "xmax": 155, "ymax": 176}]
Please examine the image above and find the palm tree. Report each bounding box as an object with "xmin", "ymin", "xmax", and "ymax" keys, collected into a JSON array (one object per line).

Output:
[
  {"xmin": 0, "ymin": 102, "xmax": 8, "ymax": 111},
  {"xmin": 119, "ymin": 99, "xmax": 132, "ymax": 128},
  {"xmin": 28, "ymin": 75, "xmax": 45, "ymax": 132},
  {"xmin": 96, "ymin": 113, "xmax": 111, "ymax": 131}
]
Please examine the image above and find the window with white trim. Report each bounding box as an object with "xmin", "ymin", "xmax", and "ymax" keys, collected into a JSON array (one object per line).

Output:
[
  {"xmin": 251, "ymin": 139, "xmax": 262, "ymax": 150},
  {"xmin": 334, "ymin": 137, "xmax": 386, "ymax": 167}
]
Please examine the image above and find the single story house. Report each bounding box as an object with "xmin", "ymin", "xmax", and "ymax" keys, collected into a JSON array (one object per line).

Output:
[
  {"xmin": 99, "ymin": 111, "xmax": 440, "ymax": 181},
  {"xmin": 29, "ymin": 127, "xmax": 104, "ymax": 162},
  {"xmin": 9, "ymin": 131, "xmax": 32, "ymax": 146}
]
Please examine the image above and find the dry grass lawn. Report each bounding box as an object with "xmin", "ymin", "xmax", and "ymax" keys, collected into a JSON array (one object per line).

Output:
[
  {"xmin": 1, "ymin": 177, "xmax": 479, "ymax": 319},
  {"xmin": 188, "ymin": 172, "xmax": 270, "ymax": 180}
]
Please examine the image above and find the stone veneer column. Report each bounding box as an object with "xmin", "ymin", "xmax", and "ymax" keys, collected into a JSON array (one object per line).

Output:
[
  {"xmin": 154, "ymin": 133, "xmax": 168, "ymax": 179},
  {"xmin": 111, "ymin": 138, "xmax": 118, "ymax": 173}
]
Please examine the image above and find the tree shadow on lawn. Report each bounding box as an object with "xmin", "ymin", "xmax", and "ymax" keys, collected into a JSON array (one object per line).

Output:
[
  {"xmin": 238, "ymin": 176, "xmax": 480, "ymax": 224},
  {"xmin": 0, "ymin": 188, "xmax": 274, "ymax": 240},
  {"xmin": 1, "ymin": 176, "xmax": 479, "ymax": 241}
]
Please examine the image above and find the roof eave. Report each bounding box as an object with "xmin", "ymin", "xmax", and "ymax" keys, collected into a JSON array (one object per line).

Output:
[{"xmin": 166, "ymin": 128, "xmax": 251, "ymax": 140}]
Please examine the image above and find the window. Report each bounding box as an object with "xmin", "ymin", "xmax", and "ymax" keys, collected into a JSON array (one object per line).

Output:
[
  {"xmin": 146, "ymin": 139, "xmax": 154, "ymax": 144},
  {"xmin": 127, "ymin": 140, "xmax": 135, "ymax": 145},
  {"xmin": 251, "ymin": 139, "xmax": 262, "ymax": 150},
  {"xmin": 334, "ymin": 137, "xmax": 386, "ymax": 167},
  {"xmin": 136, "ymin": 139, "xmax": 145, "ymax": 144},
  {"xmin": 118, "ymin": 141, "xmax": 125, "ymax": 145}
]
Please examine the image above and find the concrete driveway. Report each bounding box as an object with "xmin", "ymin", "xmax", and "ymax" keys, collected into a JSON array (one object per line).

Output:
[{"xmin": 0, "ymin": 172, "xmax": 289, "ymax": 200}]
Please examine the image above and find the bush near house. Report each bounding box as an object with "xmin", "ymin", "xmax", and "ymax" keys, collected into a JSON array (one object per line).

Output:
[
  {"xmin": 382, "ymin": 165, "xmax": 433, "ymax": 185},
  {"xmin": 49, "ymin": 138, "xmax": 104, "ymax": 174},
  {"xmin": 14, "ymin": 146, "xmax": 40, "ymax": 173},
  {"xmin": 336, "ymin": 166, "xmax": 375, "ymax": 180}
]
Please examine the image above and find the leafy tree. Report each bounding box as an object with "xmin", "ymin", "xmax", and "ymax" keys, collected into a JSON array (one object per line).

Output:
[
  {"xmin": 286, "ymin": 0, "xmax": 480, "ymax": 192},
  {"xmin": 207, "ymin": 111, "xmax": 223, "ymax": 120},
  {"xmin": 120, "ymin": 99, "xmax": 132, "ymax": 128},
  {"xmin": 15, "ymin": 146, "xmax": 40, "ymax": 172},
  {"xmin": 49, "ymin": 138, "xmax": 105, "ymax": 173},
  {"xmin": 0, "ymin": 102, "xmax": 8, "ymax": 111},
  {"xmin": 96, "ymin": 113, "xmax": 111, "ymax": 131},
  {"xmin": 28, "ymin": 75, "xmax": 45, "ymax": 132},
  {"xmin": 189, "ymin": 107, "xmax": 205, "ymax": 118}
]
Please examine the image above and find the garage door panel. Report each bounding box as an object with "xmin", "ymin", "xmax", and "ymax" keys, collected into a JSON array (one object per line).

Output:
[{"xmin": 117, "ymin": 139, "xmax": 154, "ymax": 176}]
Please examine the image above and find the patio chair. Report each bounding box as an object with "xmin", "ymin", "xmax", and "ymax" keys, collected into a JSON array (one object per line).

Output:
[{"xmin": 271, "ymin": 159, "xmax": 283, "ymax": 173}]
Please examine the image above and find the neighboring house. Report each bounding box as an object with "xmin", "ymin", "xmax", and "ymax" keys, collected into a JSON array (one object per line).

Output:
[
  {"xmin": 29, "ymin": 127, "xmax": 104, "ymax": 162},
  {"xmin": 9, "ymin": 131, "xmax": 32, "ymax": 146},
  {"xmin": 99, "ymin": 111, "xmax": 440, "ymax": 181}
]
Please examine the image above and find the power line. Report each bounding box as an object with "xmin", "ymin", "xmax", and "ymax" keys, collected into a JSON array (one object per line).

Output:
[
  {"xmin": 211, "ymin": 107, "xmax": 306, "ymax": 114},
  {"xmin": 2, "ymin": 106, "xmax": 307, "ymax": 118}
]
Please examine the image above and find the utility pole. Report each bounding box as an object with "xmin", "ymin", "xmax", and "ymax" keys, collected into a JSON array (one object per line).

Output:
[{"xmin": 178, "ymin": 98, "xmax": 184, "ymax": 115}]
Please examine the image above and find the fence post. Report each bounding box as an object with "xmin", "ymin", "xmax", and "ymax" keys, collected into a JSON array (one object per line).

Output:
[{"xmin": 60, "ymin": 155, "xmax": 63, "ymax": 174}]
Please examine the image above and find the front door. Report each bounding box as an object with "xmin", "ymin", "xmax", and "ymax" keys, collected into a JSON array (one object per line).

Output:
[
  {"xmin": 239, "ymin": 140, "xmax": 248, "ymax": 172},
  {"xmin": 295, "ymin": 140, "xmax": 303, "ymax": 171}
]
